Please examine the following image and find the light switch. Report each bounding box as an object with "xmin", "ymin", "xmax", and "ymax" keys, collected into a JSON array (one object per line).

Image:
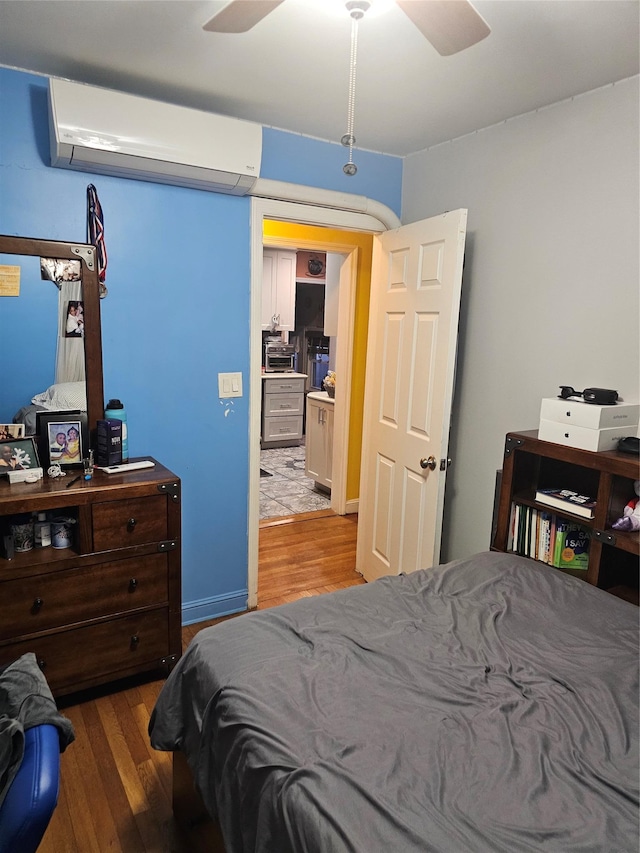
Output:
[{"xmin": 218, "ymin": 372, "xmax": 243, "ymax": 398}]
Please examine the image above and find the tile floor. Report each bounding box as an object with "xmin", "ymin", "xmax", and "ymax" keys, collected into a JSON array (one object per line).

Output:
[{"xmin": 259, "ymin": 443, "xmax": 331, "ymax": 520}]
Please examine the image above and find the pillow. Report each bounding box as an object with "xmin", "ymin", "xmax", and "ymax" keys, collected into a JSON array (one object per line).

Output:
[{"xmin": 31, "ymin": 382, "xmax": 87, "ymax": 412}]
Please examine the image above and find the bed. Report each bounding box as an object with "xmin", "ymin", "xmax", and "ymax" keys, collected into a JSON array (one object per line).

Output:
[{"xmin": 149, "ymin": 551, "xmax": 639, "ymax": 852}]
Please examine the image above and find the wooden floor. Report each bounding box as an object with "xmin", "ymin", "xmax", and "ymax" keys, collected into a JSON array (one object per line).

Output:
[{"xmin": 38, "ymin": 511, "xmax": 363, "ymax": 853}]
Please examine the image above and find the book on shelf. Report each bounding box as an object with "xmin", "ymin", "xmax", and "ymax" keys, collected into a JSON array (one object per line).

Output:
[
  {"xmin": 534, "ymin": 488, "xmax": 596, "ymax": 519},
  {"xmin": 508, "ymin": 503, "xmax": 590, "ymax": 570},
  {"xmin": 554, "ymin": 524, "xmax": 590, "ymax": 570}
]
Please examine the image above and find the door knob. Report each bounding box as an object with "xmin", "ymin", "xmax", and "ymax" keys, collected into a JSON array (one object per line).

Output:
[{"xmin": 420, "ymin": 456, "xmax": 437, "ymax": 471}]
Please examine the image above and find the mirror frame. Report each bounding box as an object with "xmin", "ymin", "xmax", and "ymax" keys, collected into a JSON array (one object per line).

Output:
[{"xmin": 0, "ymin": 234, "xmax": 104, "ymax": 433}]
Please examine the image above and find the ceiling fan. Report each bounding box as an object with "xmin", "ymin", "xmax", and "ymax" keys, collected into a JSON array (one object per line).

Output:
[
  {"xmin": 202, "ymin": 0, "xmax": 491, "ymax": 57},
  {"xmin": 204, "ymin": 0, "xmax": 490, "ymax": 176}
]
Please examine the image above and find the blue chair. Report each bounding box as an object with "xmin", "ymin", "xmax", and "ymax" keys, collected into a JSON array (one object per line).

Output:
[{"xmin": 0, "ymin": 724, "xmax": 61, "ymax": 853}]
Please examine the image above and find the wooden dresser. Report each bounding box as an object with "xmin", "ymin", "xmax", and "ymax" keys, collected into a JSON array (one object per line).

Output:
[{"xmin": 0, "ymin": 458, "xmax": 181, "ymax": 697}]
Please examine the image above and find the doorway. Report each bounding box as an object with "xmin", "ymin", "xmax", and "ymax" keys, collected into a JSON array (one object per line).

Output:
[
  {"xmin": 249, "ymin": 201, "xmax": 383, "ymax": 607},
  {"xmin": 259, "ymin": 248, "xmax": 340, "ymax": 521}
]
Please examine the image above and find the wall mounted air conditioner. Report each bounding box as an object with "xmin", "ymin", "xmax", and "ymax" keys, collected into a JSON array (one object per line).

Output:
[{"xmin": 48, "ymin": 78, "xmax": 262, "ymax": 195}]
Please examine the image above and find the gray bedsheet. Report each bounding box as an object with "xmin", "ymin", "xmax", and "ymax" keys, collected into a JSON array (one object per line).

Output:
[{"xmin": 149, "ymin": 552, "xmax": 639, "ymax": 852}]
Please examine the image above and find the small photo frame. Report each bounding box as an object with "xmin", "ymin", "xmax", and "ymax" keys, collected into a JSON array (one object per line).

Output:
[
  {"xmin": 36, "ymin": 411, "xmax": 88, "ymax": 469},
  {"xmin": 0, "ymin": 438, "xmax": 40, "ymax": 475},
  {"xmin": 0, "ymin": 424, "xmax": 25, "ymax": 441},
  {"xmin": 65, "ymin": 300, "xmax": 84, "ymax": 338}
]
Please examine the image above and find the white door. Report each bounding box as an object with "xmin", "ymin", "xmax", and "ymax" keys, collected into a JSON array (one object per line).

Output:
[{"xmin": 356, "ymin": 210, "xmax": 467, "ymax": 582}]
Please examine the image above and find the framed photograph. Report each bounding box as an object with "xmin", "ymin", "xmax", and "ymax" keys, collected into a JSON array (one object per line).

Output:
[
  {"xmin": 36, "ymin": 411, "xmax": 88, "ymax": 469},
  {"xmin": 0, "ymin": 438, "xmax": 40, "ymax": 475},
  {"xmin": 0, "ymin": 424, "xmax": 25, "ymax": 441},
  {"xmin": 65, "ymin": 300, "xmax": 84, "ymax": 338}
]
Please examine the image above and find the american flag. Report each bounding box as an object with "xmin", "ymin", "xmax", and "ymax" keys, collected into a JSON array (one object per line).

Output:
[{"xmin": 87, "ymin": 183, "xmax": 108, "ymax": 298}]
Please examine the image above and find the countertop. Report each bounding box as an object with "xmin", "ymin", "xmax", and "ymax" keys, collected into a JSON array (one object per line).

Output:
[
  {"xmin": 261, "ymin": 372, "xmax": 307, "ymax": 379},
  {"xmin": 307, "ymin": 390, "xmax": 334, "ymax": 404}
]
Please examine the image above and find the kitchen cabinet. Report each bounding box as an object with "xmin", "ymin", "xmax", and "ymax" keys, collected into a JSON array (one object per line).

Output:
[
  {"xmin": 492, "ymin": 430, "xmax": 639, "ymax": 603},
  {"xmin": 305, "ymin": 391, "xmax": 334, "ymax": 492},
  {"xmin": 0, "ymin": 459, "xmax": 182, "ymax": 697},
  {"xmin": 262, "ymin": 374, "xmax": 306, "ymax": 447},
  {"xmin": 262, "ymin": 249, "xmax": 296, "ymax": 331}
]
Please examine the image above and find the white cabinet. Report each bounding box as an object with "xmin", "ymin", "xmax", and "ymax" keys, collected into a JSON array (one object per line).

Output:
[
  {"xmin": 262, "ymin": 375, "xmax": 305, "ymax": 447},
  {"xmin": 324, "ymin": 252, "xmax": 342, "ymax": 337},
  {"xmin": 305, "ymin": 391, "xmax": 334, "ymax": 491},
  {"xmin": 262, "ymin": 249, "xmax": 296, "ymax": 331}
]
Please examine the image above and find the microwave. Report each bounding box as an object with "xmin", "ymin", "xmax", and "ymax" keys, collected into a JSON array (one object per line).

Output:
[{"xmin": 264, "ymin": 342, "xmax": 296, "ymax": 372}]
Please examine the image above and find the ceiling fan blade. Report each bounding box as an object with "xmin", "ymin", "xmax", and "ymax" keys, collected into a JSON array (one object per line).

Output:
[
  {"xmin": 203, "ymin": 0, "xmax": 285, "ymax": 33},
  {"xmin": 396, "ymin": 0, "xmax": 490, "ymax": 56}
]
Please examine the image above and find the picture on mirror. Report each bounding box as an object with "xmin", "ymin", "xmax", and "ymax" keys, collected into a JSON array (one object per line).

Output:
[
  {"xmin": 0, "ymin": 424, "xmax": 25, "ymax": 441},
  {"xmin": 40, "ymin": 257, "xmax": 81, "ymax": 284},
  {"xmin": 36, "ymin": 411, "xmax": 88, "ymax": 468},
  {"xmin": 65, "ymin": 300, "xmax": 84, "ymax": 338},
  {"xmin": 0, "ymin": 438, "xmax": 40, "ymax": 475}
]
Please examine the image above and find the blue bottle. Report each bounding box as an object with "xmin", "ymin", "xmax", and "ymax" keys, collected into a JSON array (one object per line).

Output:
[{"xmin": 104, "ymin": 399, "xmax": 128, "ymax": 461}]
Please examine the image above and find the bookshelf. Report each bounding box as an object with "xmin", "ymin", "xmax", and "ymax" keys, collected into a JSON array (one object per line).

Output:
[{"xmin": 493, "ymin": 430, "xmax": 639, "ymax": 604}]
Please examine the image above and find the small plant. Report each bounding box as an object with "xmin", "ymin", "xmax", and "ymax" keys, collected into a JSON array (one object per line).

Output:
[{"xmin": 323, "ymin": 371, "xmax": 336, "ymax": 397}]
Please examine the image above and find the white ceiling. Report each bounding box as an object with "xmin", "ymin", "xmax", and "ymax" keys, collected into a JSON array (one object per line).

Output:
[{"xmin": 0, "ymin": 0, "xmax": 638, "ymax": 157}]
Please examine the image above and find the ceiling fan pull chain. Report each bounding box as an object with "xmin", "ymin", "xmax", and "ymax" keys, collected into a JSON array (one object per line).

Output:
[
  {"xmin": 342, "ymin": 3, "xmax": 367, "ymax": 176},
  {"xmin": 347, "ymin": 15, "xmax": 358, "ymax": 144}
]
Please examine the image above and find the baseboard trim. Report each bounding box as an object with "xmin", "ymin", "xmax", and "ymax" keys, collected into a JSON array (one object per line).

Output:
[
  {"xmin": 345, "ymin": 499, "xmax": 359, "ymax": 514},
  {"xmin": 182, "ymin": 591, "xmax": 248, "ymax": 626}
]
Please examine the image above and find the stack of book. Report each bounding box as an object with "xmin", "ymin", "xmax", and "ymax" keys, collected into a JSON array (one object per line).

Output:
[{"xmin": 507, "ymin": 503, "xmax": 590, "ymax": 569}]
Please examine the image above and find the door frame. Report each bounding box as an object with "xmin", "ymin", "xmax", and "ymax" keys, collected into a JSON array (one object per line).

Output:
[{"xmin": 248, "ymin": 198, "xmax": 386, "ymax": 608}]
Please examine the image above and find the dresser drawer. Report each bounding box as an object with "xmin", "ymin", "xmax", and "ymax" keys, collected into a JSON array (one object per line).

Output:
[
  {"xmin": 92, "ymin": 495, "xmax": 167, "ymax": 551},
  {"xmin": 262, "ymin": 415, "xmax": 303, "ymax": 442},
  {"xmin": 1, "ymin": 608, "xmax": 170, "ymax": 696},
  {"xmin": 264, "ymin": 377, "xmax": 305, "ymax": 395},
  {"xmin": 0, "ymin": 554, "xmax": 168, "ymax": 641},
  {"xmin": 263, "ymin": 392, "xmax": 304, "ymax": 417}
]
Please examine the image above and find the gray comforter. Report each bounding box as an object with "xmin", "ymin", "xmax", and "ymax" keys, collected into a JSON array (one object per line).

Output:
[{"xmin": 149, "ymin": 552, "xmax": 639, "ymax": 852}]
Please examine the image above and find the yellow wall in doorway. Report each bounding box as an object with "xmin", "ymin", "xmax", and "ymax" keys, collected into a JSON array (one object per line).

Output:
[{"xmin": 263, "ymin": 220, "xmax": 374, "ymax": 503}]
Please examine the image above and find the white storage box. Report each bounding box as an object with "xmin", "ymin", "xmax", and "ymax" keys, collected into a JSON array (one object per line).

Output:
[
  {"xmin": 538, "ymin": 418, "xmax": 636, "ymax": 452},
  {"xmin": 539, "ymin": 397, "xmax": 640, "ymax": 430}
]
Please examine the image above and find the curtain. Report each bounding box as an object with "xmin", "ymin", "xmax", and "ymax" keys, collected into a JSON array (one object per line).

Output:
[{"xmin": 55, "ymin": 280, "xmax": 85, "ymax": 384}]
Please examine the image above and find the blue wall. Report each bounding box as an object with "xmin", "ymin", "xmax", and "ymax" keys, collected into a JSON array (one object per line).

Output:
[{"xmin": 0, "ymin": 67, "xmax": 402, "ymax": 621}]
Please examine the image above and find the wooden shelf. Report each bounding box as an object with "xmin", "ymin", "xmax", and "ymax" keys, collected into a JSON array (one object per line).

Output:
[{"xmin": 493, "ymin": 431, "xmax": 639, "ymax": 601}]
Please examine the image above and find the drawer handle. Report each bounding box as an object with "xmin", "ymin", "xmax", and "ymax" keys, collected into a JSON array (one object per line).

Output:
[
  {"xmin": 37, "ymin": 658, "xmax": 46, "ymax": 671},
  {"xmin": 127, "ymin": 517, "xmax": 137, "ymax": 532},
  {"xmin": 130, "ymin": 635, "xmax": 140, "ymax": 650},
  {"xmin": 129, "ymin": 578, "xmax": 138, "ymax": 592},
  {"xmin": 32, "ymin": 597, "xmax": 44, "ymax": 613}
]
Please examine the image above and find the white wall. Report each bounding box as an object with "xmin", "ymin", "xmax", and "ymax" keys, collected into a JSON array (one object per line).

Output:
[{"xmin": 402, "ymin": 77, "xmax": 639, "ymax": 562}]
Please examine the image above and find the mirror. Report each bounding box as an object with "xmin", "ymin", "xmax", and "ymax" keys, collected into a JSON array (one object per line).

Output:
[{"xmin": 0, "ymin": 235, "xmax": 104, "ymax": 435}]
